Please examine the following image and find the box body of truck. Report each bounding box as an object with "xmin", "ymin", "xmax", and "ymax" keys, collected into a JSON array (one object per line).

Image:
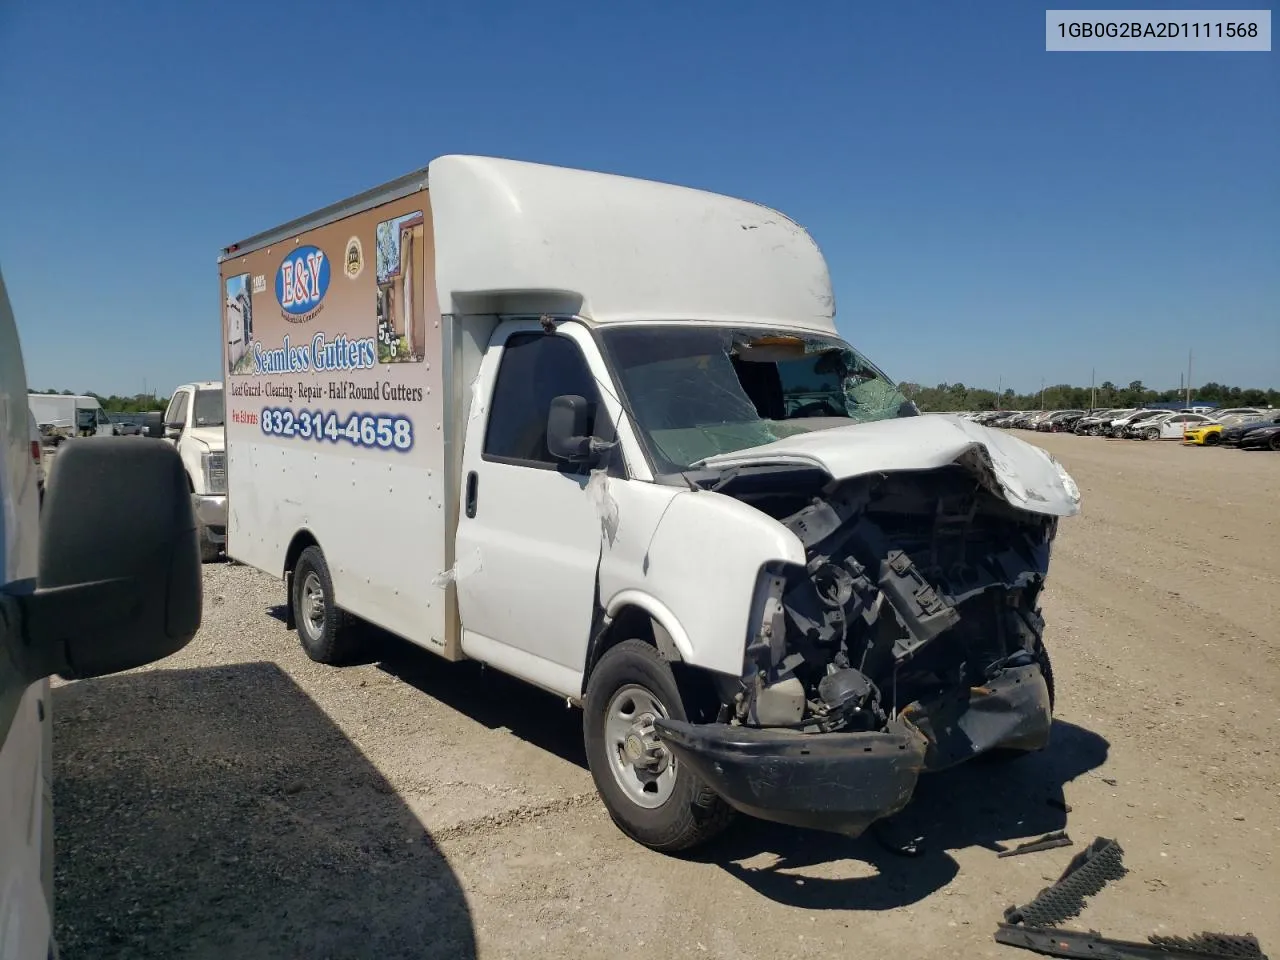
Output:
[
  {"xmin": 27, "ymin": 393, "xmax": 113, "ymax": 441},
  {"xmin": 220, "ymin": 156, "xmax": 1082, "ymax": 852},
  {"xmin": 221, "ymin": 173, "xmax": 457, "ymax": 655}
]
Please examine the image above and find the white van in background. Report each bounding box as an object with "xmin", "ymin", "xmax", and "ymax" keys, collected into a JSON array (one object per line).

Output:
[{"xmin": 27, "ymin": 393, "xmax": 114, "ymax": 442}]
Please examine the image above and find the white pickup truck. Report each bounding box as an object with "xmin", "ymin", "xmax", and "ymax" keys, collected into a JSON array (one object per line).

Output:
[
  {"xmin": 0, "ymin": 265, "xmax": 204, "ymax": 959},
  {"xmin": 220, "ymin": 156, "xmax": 1083, "ymax": 853},
  {"xmin": 148, "ymin": 381, "xmax": 227, "ymax": 562}
]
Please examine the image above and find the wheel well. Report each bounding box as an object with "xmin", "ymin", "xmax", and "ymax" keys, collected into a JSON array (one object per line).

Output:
[
  {"xmin": 582, "ymin": 605, "xmax": 723, "ymax": 722},
  {"xmin": 282, "ymin": 531, "xmax": 320, "ymax": 630},
  {"xmin": 284, "ymin": 530, "xmax": 319, "ymax": 580}
]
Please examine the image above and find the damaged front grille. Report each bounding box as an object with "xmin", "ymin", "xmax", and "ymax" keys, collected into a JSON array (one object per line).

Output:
[{"xmin": 730, "ymin": 468, "xmax": 1057, "ymax": 738}]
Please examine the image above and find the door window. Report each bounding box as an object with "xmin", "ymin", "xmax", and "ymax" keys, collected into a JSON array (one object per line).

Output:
[
  {"xmin": 483, "ymin": 332, "xmax": 606, "ymax": 470},
  {"xmin": 166, "ymin": 391, "xmax": 189, "ymax": 427}
]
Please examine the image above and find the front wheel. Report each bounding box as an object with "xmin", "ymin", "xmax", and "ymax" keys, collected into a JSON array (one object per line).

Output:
[
  {"xmin": 1143, "ymin": 428, "xmax": 1160, "ymax": 441},
  {"xmin": 583, "ymin": 640, "xmax": 733, "ymax": 852},
  {"xmin": 1204, "ymin": 433, "xmax": 1221, "ymax": 446},
  {"xmin": 291, "ymin": 546, "xmax": 358, "ymax": 665}
]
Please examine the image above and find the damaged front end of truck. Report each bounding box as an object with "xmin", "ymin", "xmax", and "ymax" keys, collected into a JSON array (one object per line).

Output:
[{"xmin": 654, "ymin": 451, "xmax": 1069, "ymax": 838}]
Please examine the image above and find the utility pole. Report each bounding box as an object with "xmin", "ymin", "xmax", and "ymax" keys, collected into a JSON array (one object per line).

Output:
[
  {"xmin": 1186, "ymin": 349, "xmax": 1193, "ymax": 408},
  {"xmin": 1039, "ymin": 377, "xmax": 1046, "ymax": 411},
  {"xmin": 1090, "ymin": 368, "xmax": 1096, "ymax": 410},
  {"xmin": 997, "ymin": 375, "xmax": 1002, "ymax": 411}
]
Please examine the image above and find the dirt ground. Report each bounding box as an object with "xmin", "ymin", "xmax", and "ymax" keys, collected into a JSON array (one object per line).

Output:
[{"xmin": 50, "ymin": 433, "xmax": 1279, "ymax": 959}]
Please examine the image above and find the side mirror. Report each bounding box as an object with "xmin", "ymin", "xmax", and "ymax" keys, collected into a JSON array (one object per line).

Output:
[
  {"xmin": 143, "ymin": 411, "xmax": 164, "ymax": 439},
  {"xmin": 5, "ymin": 437, "xmax": 202, "ymax": 682},
  {"xmin": 546, "ymin": 394, "xmax": 614, "ymax": 466},
  {"xmin": 164, "ymin": 421, "xmax": 183, "ymax": 440}
]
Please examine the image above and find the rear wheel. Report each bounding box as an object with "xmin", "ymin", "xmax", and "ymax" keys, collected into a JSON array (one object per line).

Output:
[
  {"xmin": 583, "ymin": 640, "xmax": 733, "ymax": 852},
  {"xmin": 1270, "ymin": 435, "xmax": 1280, "ymax": 452},
  {"xmin": 291, "ymin": 546, "xmax": 358, "ymax": 665},
  {"xmin": 1143, "ymin": 428, "xmax": 1160, "ymax": 441}
]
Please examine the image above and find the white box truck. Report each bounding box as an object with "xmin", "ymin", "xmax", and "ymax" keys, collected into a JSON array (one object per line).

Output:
[
  {"xmin": 219, "ymin": 156, "xmax": 1082, "ymax": 852},
  {"xmin": 27, "ymin": 393, "xmax": 114, "ymax": 442}
]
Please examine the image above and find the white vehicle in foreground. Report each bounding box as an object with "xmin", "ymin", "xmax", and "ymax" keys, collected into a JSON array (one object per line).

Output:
[
  {"xmin": 221, "ymin": 155, "xmax": 1082, "ymax": 853},
  {"xmin": 0, "ymin": 266, "xmax": 203, "ymax": 959}
]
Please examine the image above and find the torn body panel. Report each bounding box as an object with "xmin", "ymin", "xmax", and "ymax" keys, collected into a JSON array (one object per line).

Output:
[{"xmin": 653, "ymin": 461, "xmax": 1061, "ymax": 837}]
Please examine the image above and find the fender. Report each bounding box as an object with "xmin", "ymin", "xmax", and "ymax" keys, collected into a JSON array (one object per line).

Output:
[
  {"xmin": 603, "ymin": 589, "xmax": 695, "ymax": 662},
  {"xmin": 596, "ymin": 482, "xmax": 806, "ymax": 680}
]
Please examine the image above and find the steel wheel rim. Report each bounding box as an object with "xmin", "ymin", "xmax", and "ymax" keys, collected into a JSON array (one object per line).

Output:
[
  {"xmin": 604, "ymin": 683, "xmax": 677, "ymax": 809},
  {"xmin": 300, "ymin": 571, "xmax": 326, "ymax": 639}
]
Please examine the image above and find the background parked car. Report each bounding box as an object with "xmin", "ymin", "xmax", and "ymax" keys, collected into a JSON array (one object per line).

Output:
[
  {"xmin": 1220, "ymin": 414, "xmax": 1280, "ymax": 447},
  {"xmin": 1037, "ymin": 410, "xmax": 1085, "ymax": 432},
  {"xmin": 1109, "ymin": 409, "xmax": 1172, "ymax": 438},
  {"xmin": 110, "ymin": 414, "xmax": 145, "ymax": 436},
  {"xmin": 1074, "ymin": 408, "xmax": 1133, "ymax": 436},
  {"xmin": 1130, "ymin": 412, "xmax": 1219, "ymax": 441},
  {"xmin": 1236, "ymin": 422, "xmax": 1280, "ymax": 451}
]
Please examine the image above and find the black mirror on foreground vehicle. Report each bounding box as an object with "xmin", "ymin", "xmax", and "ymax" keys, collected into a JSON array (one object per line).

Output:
[
  {"xmin": 3, "ymin": 437, "xmax": 202, "ymax": 683},
  {"xmin": 546, "ymin": 394, "xmax": 615, "ymax": 466},
  {"xmin": 143, "ymin": 411, "xmax": 164, "ymax": 439}
]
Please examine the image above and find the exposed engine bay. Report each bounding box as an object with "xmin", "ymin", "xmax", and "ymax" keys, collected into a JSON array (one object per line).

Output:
[{"xmin": 717, "ymin": 463, "xmax": 1056, "ymax": 764}]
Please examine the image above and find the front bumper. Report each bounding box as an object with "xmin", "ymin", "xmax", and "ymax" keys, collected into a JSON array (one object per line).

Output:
[
  {"xmin": 654, "ymin": 663, "xmax": 1052, "ymax": 838},
  {"xmin": 192, "ymin": 493, "xmax": 227, "ymax": 542}
]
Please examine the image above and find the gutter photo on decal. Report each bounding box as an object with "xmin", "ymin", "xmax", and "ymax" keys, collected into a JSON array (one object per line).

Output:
[
  {"xmin": 226, "ymin": 273, "xmax": 254, "ymax": 375},
  {"xmin": 376, "ymin": 211, "xmax": 426, "ymax": 363}
]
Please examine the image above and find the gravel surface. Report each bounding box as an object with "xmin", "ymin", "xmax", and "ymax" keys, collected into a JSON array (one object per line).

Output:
[{"xmin": 50, "ymin": 433, "xmax": 1280, "ymax": 959}]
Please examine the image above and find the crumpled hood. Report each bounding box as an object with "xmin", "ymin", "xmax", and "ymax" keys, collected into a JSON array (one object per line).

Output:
[
  {"xmin": 187, "ymin": 426, "xmax": 225, "ymax": 451},
  {"xmin": 695, "ymin": 415, "xmax": 1081, "ymax": 517}
]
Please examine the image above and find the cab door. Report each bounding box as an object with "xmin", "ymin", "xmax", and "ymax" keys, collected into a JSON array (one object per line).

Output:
[
  {"xmin": 162, "ymin": 389, "xmax": 190, "ymax": 446},
  {"xmin": 452, "ymin": 320, "xmax": 619, "ymax": 697}
]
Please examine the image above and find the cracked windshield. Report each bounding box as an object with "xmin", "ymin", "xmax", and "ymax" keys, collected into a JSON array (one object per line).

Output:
[{"xmin": 600, "ymin": 325, "xmax": 916, "ymax": 471}]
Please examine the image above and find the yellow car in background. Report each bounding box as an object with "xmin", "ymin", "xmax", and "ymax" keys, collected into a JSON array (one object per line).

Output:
[
  {"xmin": 1183, "ymin": 415, "xmax": 1263, "ymax": 445},
  {"xmin": 1182, "ymin": 422, "xmax": 1225, "ymax": 445}
]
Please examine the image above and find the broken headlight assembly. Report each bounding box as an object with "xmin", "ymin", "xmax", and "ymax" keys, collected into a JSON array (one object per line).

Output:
[{"xmin": 727, "ymin": 470, "xmax": 1058, "ymax": 747}]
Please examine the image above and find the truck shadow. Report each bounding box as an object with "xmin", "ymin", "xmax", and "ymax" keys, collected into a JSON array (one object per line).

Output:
[
  {"xmin": 375, "ymin": 636, "xmax": 588, "ymax": 769},
  {"xmin": 50, "ymin": 662, "xmax": 476, "ymax": 960},
  {"xmin": 692, "ymin": 719, "xmax": 1110, "ymax": 910}
]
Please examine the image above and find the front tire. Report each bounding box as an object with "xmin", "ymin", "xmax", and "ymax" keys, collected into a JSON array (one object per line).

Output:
[
  {"xmin": 291, "ymin": 546, "xmax": 358, "ymax": 665},
  {"xmin": 1204, "ymin": 433, "xmax": 1221, "ymax": 446},
  {"xmin": 583, "ymin": 640, "xmax": 733, "ymax": 852}
]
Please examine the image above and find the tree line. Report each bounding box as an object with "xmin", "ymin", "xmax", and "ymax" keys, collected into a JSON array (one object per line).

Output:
[
  {"xmin": 897, "ymin": 380, "xmax": 1279, "ymax": 413},
  {"xmin": 30, "ymin": 390, "xmax": 168, "ymax": 413}
]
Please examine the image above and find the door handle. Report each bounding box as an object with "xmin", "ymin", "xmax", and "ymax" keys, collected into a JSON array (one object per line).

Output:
[{"xmin": 465, "ymin": 471, "xmax": 478, "ymax": 518}]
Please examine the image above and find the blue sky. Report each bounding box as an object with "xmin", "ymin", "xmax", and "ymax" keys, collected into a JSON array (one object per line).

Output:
[{"xmin": 1, "ymin": 0, "xmax": 1275, "ymax": 397}]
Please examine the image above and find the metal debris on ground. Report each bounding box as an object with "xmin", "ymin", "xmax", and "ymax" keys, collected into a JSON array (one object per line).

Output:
[
  {"xmin": 1003, "ymin": 836, "xmax": 1127, "ymax": 928},
  {"xmin": 997, "ymin": 830, "xmax": 1073, "ymax": 859},
  {"xmin": 995, "ymin": 836, "xmax": 1270, "ymax": 960},
  {"xmin": 996, "ymin": 925, "xmax": 1269, "ymax": 959}
]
